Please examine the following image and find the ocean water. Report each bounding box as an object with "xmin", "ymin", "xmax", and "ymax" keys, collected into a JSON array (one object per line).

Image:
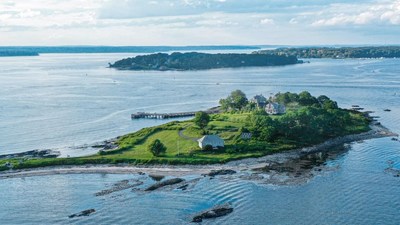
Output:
[{"xmin": 0, "ymin": 54, "xmax": 400, "ymax": 224}]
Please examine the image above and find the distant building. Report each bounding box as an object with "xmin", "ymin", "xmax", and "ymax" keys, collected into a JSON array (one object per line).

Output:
[
  {"xmin": 265, "ymin": 103, "xmax": 286, "ymax": 115},
  {"xmin": 241, "ymin": 132, "xmax": 252, "ymax": 140},
  {"xmin": 250, "ymin": 94, "xmax": 268, "ymax": 108},
  {"xmin": 198, "ymin": 135, "xmax": 224, "ymax": 149}
]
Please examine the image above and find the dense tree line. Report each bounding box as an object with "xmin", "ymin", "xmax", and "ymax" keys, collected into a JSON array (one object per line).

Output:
[
  {"xmin": 257, "ymin": 46, "xmax": 400, "ymax": 59},
  {"xmin": 245, "ymin": 92, "xmax": 368, "ymax": 145},
  {"xmin": 109, "ymin": 52, "xmax": 300, "ymax": 71}
]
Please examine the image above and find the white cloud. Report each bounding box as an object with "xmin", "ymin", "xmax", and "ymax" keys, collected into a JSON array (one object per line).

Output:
[
  {"xmin": 260, "ymin": 18, "xmax": 274, "ymax": 25},
  {"xmin": 0, "ymin": 0, "xmax": 399, "ymax": 45},
  {"xmin": 311, "ymin": 0, "xmax": 400, "ymax": 26}
]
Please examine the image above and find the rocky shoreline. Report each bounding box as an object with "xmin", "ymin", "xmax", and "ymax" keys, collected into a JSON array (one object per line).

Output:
[
  {"xmin": 0, "ymin": 149, "xmax": 61, "ymax": 160},
  {"xmin": 0, "ymin": 122, "xmax": 396, "ymax": 180}
]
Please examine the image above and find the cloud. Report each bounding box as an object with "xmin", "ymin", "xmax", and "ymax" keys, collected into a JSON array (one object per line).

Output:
[
  {"xmin": 260, "ymin": 18, "xmax": 274, "ymax": 25},
  {"xmin": 0, "ymin": 0, "xmax": 400, "ymax": 45},
  {"xmin": 311, "ymin": 0, "xmax": 400, "ymax": 26}
]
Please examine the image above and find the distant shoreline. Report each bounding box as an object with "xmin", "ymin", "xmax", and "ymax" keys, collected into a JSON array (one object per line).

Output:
[{"xmin": 1, "ymin": 123, "xmax": 396, "ymax": 180}]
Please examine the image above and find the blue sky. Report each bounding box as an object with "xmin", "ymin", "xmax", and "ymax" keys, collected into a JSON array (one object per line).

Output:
[{"xmin": 0, "ymin": 0, "xmax": 399, "ymax": 45}]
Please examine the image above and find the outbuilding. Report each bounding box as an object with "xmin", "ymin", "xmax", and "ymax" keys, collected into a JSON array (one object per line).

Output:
[{"xmin": 197, "ymin": 135, "xmax": 224, "ymax": 149}]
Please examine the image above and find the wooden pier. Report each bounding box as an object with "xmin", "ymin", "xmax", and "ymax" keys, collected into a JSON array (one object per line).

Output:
[{"xmin": 131, "ymin": 107, "xmax": 220, "ymax": 120}]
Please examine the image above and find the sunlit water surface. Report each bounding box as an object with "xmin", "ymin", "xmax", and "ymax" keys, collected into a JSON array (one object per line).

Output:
[{"xmin": 0, "ymin": 54, "xmax": 399, "ymax": 224}]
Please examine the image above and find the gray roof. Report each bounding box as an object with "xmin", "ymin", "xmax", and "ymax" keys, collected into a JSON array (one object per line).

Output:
[
  {"xmin": 198, "ymin": 135, "xmax": 224, "ymax": 148},
  {"xmin": 198, "ymin": 135, "xmax": 223, "ymax": 143}
]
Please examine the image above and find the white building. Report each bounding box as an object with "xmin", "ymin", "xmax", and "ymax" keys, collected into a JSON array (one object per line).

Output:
[
  {"xmin": 197, "ymin": 135, "xmax": 224, "ymax": 149},
  {"xmin": 265, "ymin": 103, "xmax": 286, "ymax": 115}
]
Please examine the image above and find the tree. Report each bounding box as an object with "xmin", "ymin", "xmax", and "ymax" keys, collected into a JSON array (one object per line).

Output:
[
  {"xmin": 219, "ymin": 89, "xmax": 248, "ymax": 111},
  {"xmin": 194, "ymin": 111, "xmax": 210, "ymax": 129},
  {"xmin": 298, "ymin": 91, "xmax": 319, "ymax": 106},
  {"xmin": 148, "ymin": 139, "xmax": 167, "ymax": 156}
]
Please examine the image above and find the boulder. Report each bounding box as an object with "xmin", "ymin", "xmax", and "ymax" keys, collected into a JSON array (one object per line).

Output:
[
  {"xmin": 145, "ymin": 178, "xmax": 185, "ymax": 191},
  {"xmin": 148, "ymin": 174, "xmax": 165, "ymax": 181},
  {"xmin": 68, "ymin": 209, "xmax": 95, "ymax": 218},
  {"xmin": 192, "ymin": 204, "xmax": 233, "ymax": 223},
  {"xmin": 206, "ymin": 169, "xmax": 236, "ymax": 177}
]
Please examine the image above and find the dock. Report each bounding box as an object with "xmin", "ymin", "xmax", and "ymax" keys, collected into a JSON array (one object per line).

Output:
[{"xmin": 131, "ymin": 107, "xmax": 220, "ymax": 120}]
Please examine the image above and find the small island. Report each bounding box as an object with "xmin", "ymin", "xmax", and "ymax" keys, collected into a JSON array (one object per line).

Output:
[
  {"xmin": 256, "ymin": 46, "xmax": 400, "ymax": 59},
  {"xmin": 109, "ymin": 52, "xmax": 301, "ymax": 71},
  {"xmin": 1, "ymin": 90, "xmax": 394, "ymax": 174}
]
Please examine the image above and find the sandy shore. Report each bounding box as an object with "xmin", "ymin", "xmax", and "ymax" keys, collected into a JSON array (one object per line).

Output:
[{"xmin": 0, "ymin": 123, "xmax": 397, "ymax": 180}]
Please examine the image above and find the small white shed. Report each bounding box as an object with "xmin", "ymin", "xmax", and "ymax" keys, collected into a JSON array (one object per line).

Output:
[{"xmin": 197, "ymin": 135, "xmax": 224, "ymax": 149}]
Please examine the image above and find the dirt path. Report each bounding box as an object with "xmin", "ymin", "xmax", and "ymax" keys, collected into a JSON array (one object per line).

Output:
[{"xmin": 178, "ymin": 129, "xmax": 199, "ymax": 142}]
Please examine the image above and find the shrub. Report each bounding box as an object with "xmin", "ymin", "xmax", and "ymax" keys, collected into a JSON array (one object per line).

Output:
[
  {"xmin": 148, "ymin": 139, "xmax": 167, "ymax": 156},
  {"xmin": 203, "ymin": 145, "xmax": 214, "ymax": 151}
]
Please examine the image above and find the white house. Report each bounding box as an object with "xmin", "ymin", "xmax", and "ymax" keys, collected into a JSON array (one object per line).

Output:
[
  {"xmin": 197, "ymin": 135, "xmax": 224, "ymax": 149},
  {"xmin": 265, "ymin": 103, "xmax": 286, "ymax": 115}
]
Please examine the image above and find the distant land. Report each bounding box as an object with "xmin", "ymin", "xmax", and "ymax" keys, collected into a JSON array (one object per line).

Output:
[
  {"xmin": 0, "ymin": 50, "xmax": 39, "ymax": 57},
  {"xmin": 0, "ymin": 45, "xmax": 260, "ymax": 56},
  {"xmin": 109, "ymin": 52, "xmax": 300, "ymax": 71},
  {"xmin": 257, "ymin": 46, "xmax": 400, "ymax": 59}
]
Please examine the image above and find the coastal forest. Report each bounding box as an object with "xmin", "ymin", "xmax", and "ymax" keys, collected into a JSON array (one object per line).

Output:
[
  {"xmin": 257, "ymin": 46, "xmax": 400, "ymax": 59},
  {"xmin": 109, "ymin": 52, "xmax": 300, "ymax": 71}
]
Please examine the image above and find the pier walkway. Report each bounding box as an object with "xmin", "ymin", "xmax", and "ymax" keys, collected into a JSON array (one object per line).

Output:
[{"xmin": 131, "ymin": 107, "xmax": 220, "ymax": 120}]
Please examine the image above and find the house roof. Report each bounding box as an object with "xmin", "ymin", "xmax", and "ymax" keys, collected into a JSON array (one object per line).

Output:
[
  {"xmin": 198, "ymin": 135, "xmax": 223, "ymax": 143},
  {"xmin": 252, "ymin": 94, "xmax": 267, "ymax": 103}
]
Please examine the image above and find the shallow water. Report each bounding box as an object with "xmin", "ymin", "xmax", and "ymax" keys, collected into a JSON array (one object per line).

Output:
[{"xmin": 0, "ymin": 54, "xmax": 400, "ymax": 224}]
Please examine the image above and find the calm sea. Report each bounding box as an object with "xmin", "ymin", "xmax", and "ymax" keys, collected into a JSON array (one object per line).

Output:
[{"xmin": 0, "ymin": 54, "xmax": 399, "ymax": 224}]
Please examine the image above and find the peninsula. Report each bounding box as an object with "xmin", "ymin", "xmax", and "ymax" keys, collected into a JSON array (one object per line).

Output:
[
  {"xmin": 256, "ymin": 46, "xmax": 400, "ymax": 59},
  {"xmin": 109, "ymin": 52, "xmax": 300, "ymax": 71},
  {"xmin": 1, "ymin": 90, "xmax": 395, "ymax": 174}
]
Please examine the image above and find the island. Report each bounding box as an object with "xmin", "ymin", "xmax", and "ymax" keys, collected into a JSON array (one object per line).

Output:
[
  {"xmin": 1, "ymin": 90, "xmax": 395, "ymax": 174},
  {"xmin": 108, "ymin": 52, "xmax": 301, "ymax": 71},
  {"xmin": 256, "ymin": 46, "xmax": 400, "ymax": 59}
]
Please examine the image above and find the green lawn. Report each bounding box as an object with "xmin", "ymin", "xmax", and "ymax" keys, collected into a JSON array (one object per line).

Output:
[{"xmin": 0, "ymin": 110, "xmax": 371, "ymax": 171}]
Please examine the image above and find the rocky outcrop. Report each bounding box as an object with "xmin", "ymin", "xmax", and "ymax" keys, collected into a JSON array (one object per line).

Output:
[
  {"xmin": 95, "ymin": 179, "xmax": 143, "ymax": 196},
  {"xmin": 192, "ymin": 204, "xmax": 233, "ymax": 223},
  {"xmin": 205, "ymin": 169, "xmax": 236, "ymax": 177},
  {"xmin": 68, "ymin": 209, "xmax": 95, "ymax": 218},
  {"xmin": 0, "ymin": 149, "xmax": 60, "ymax": 159},
  {"xmin": 145, "ymin": 178, "xmax": 184, "ymax": 191}
]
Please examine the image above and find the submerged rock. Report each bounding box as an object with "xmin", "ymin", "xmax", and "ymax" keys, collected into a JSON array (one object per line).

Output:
[
  {"xmin": 95, "ymin": 179, "xmax": 143, "ymax": 196},
  {"xmin": 206, "ymin": 169, "xmax": 236, "ymax": 177},
  {"xmin": 145, "ymin": 178, "xmax": 185, "ymax": 191},
  {"xmin": 68, "ymin": 209, "xmax": 95, "ymax": 218},
  {"xmin": 192, "ymin": 204, "xmax": 233, "ymax": 223}
]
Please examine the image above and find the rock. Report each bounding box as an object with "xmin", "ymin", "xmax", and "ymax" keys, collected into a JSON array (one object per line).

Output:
[
  {"xmin": 68, "ymin": 209, "xmax": 95, "ymax": 218},
  {"xmin": 177, "ymin": 184, "xmax": 189, "ymax": 190},
  {"xmin": 145, "ymin": 178, "xmax": 185, "ymax": 191},
  {"xmin": 206, "ymin": 169, "xmax": 236, "ymax": 177},
  {"xmin": 148, "ymin": 174, "xmax": 165, "ymax": 181},
  {"xmin": 192, "ymin": 204, "xmax": 233, "ymax": 223},
  {"xmin": 0, "ymin": 149, "xmax": 61, "ymax": 159},
  {"xmin": 95, "ymin": 179, "xmax": 143, "ymax": 196}
]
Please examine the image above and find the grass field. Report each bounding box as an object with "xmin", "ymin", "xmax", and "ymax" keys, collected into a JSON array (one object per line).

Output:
[{"xmin": 0, "ymin": 110, "xmax": 370, "ymax": 171}]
